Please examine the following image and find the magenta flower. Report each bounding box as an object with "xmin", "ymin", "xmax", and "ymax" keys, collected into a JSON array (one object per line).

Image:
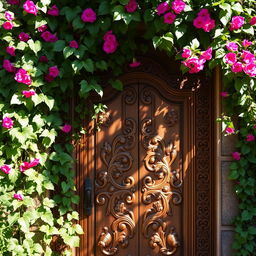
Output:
[
  {"xmin": 250, "ymin": 16, "xmax": 256, "ymax": 25},
  {"xmin": 103, "ymin": 31, "xmax": 118, "ymax": 54},
  {"xmin": 13, "ymin": 193, "xmax": 23, "ymax": 201},
  {"xmin": 226, "ymin": 127, "xmax": 235, "ymax": 134},
  {"xmin": 193, "ymin": 9, "xmax": 215, "ymax": 32},
  {"xmin": 164, "ymin": 12, "xmax": 176, "ymax": 24},
  {"xmin": 6, "ymin": 46, "xmax": 15, "ymax": 56},
  {"xmin": 23, "ymin": 0, "xmax": 38, "ymax": 15},
  {"xmin": 37, "ymin": 24, "xmax": 47, "ymax": 32},
  {"xmin": 229, "ymin": 16, "xmax": 245, "ymax": 31},
  {"xmin": 39, "ymin": 56, "xmax": 48, "ymax": 62},
  {"xmin": 0, "ymin": 164, "xmax": 11, "ymax": 174},
  {"xmin": 181, "ymin": 48, "xmax": 191, "ymax": 58},
  {"xmin": 81, "ymin": 8, "xmax": 96, "ymax": 23},
  {"xmin": 156, "ymin": 2, "xmax": 170, "ymax": 16},
  {"xmin": 69, "ymin": 40, "xmax": 79, "ymax": 49},
  {"xmin": 5, "ymin": 11, "xmax": 14, "ymax": 21},
  {"xmin": 125, "ymin": 0, "xmax": 138, "ymax": 13},
  {"xmin": 224, "ymin": 52, "xmax": 237, "ymax": 65},
  {"xmin": 20, "ymin": 158, "xmax": 40, "ymax": 172},
  {"xmin": 47, "ymin": 5, "xmax": 59, "ymax": 16},
  {"xmin": 129, "ymin": 61, "xmax": 141, "ymax": 68},
  {"xmin": 3, "ymin": 60, "xmax": 16, "ymax": 73},
  {"xmin": 171, "ymin": 0, "xmax": 186, "ymax": 14},
  {"xmin": 18, "ymin": 32, "xmax": 30, "ymax": 42},
  {"xmin": 241, "ymin": 50, "xmax": 255, "ymax": 64},
  {"xmin": 7, "ymin": 0, "xmax": 19, "ymax": 4},
  {"xmin": 182, "ymin": 58, "xmax": 205, "ymax": 73},
  {"xmin": 44, "ymin": 74, "xmax": 54, "ymax": 83},
  {"xmin": 226, "ymin": 42, "xmax": 239, "ymax": 52},
  {"xmin": 243, "ymin": 63, "xmax": 256, "ymax": 77},
  {"xmin": 246, "ymin": 134, "xmax": 255, "ymax": 142},
  {"xmin": 14, "ymin": 69, "xmax": 32, "ymax": 85},
  {"xmin": 48, "ymin": 66, "xmax": 59, "ymax": 78},
  {"xmin": 2, "ymin": 21, "xmax": 13, "ymax": 30},
  {"xmin": 41, "ymin": 31, "xmax": 58, "ymax": 42},
  {"xmin": 62, "ymin": 124, "xmax": 72, "ymax": 133},
  {"xmin": 231, "ymin": 62, "xmax": 243, "ymax": 73},
  {"xmin": 232, "ymin": 152, "xmax": 241, "ymax": 161},
  {"xmin": 22, "ymin": 90, "xmax": 35, "ymax": 98},
  {"xmin": 200, "ymin": 47, "xmax": 212, "ymax": 61},
  {"xmin": 242, "ymin": 40, "xmax": 252, "ymax": 48},
  {"xmin": 220, "ymin": 92, "xmax": 229, "ymax": 97},
  {"xmin": 2, "ymin": 117, "xmax": 14, "ymax": 129}
]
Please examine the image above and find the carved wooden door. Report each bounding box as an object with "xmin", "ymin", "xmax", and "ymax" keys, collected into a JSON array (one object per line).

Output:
[{"xmin": 76, "ymin": 63, "xmax": 214, "ymax": 256}]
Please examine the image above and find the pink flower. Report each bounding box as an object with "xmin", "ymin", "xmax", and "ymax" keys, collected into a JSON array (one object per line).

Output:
[
  {"xmin": 39, "ymin": 55, "xmax": 48, "ymax": 62},
  {"xmin": 6, "ymin": 46, "xmax": 15, "ymax": 56},
  {"xmin": 48, "ymin": 66, "xmax": 59, "ymax": 78},
  {"xmin": 20, "ymin": 158, "xmax": 40, "ymax": 172},
  {"xmin": 7, "ymin": 0, "xmax": 19, "ymax": 4},
  {"xmin": 14, "ymin": 69, "xmax": 32, "ymax": 85},
  {"xmin": 242, "ymin": 40, "xmax": 252, "ymax": 48},
  {"xmin": 62, "ymin": 124, "xmax": 72, "ymax": 133},
  {"xmin": 220, "ymin": 91, "xmax": 229, "ymax": 97},
  {"xmin": 2, "ymin": 117, "xmax": 14, "ymax": 129},
  {"xmin": 22, "ymin": 90, "xmax": 35, "ymax": 98},
  {"xmin": 193, "ymin": 9, "xmax": 215, "ymax": 32},
  {"xmin": 18, "ymin": 32, "xmax": 30, "ymax": 42},
  {"xmin": 129, "ymin": 61, "xmax": 141, "ymax": 68},
  {"xmin": 156, "ymin": 2, "xmax": 170, "ymax": 16},
  {"xmin": 246, "ymin": 134, "xmax": 255, "ymax": 142},
  {"xmin": 103, "ymin": 31, "xmax": 118, "ymax": 54},
  {"xmin": 5, "ymin": 11, "xmax": 14, "ymax": 21},
  {"xmin": 164, "ymin": 12, "xmax": 176, "ymax": 24},
  {"xmin": 200, "ymin": 47, "xmax": 212, "ymax": 61},
  {"xmin": 81, "ymin": 8, "xmax": 96, "ymax": 23},
  {"xmin": 181, "ymin": 48, "xmax": 191, "ymax": 58},
  {"xmin": 224, "ymin": 52, "xmax": 237, "ymax": 65},
  {"xmin": 250, "ymin": 16, "xmax": 256, "ymax": 25},
  {"xmin": 41, "ymin": 31, "xmax": 58, "ymax": 42},
  {"xmin": 125, "ymin": 0, "xmax": 138, "ymax": 13},
  {"xmin": 254, "ymin": 125, "xmax": 256, "ymax": 129},
  {"xmin": 13, "ymin": 193, "xmax": 23, "ymax": 201},
  {"xmin": 232, "ymin": 152, "xmax": 240, "ymax": 161},
  {"xmin": 226, "ymin": 42, "xmax": 239, "ymax": 52},
  {"xmin": 3, "ymin": 60, "xmax": 16, "ymax": 73},
  {"xmin": 37, "ymin": 24, "xmax": 47, "ymax": 32},
  {"xmin": 243, "ymin": 63, "xmax": 256, "ymax": 77},
  {"xmin": 23, "ymin": 0, "xmax": 38, "ymax": 15},
  {"xmin": 69, "ymin": 40, "xmax": 79, "ymax": 49},
  {"xmin": 241, "ymin": 50, "xmax": 255, "ymax": 64},
  {"xmin": 226, "ymin": 127, "xmax": 235, "ymax": 134},
  {"xmin": 103, "ymin": 30, "xmax": 116, "ymax": 41},
  {"xmin": 171, "ymin": 0, "xmax": 186, "ymax": 14},
  {"xmin": 229, "ymin": 16, "xmax": 245, "ymax": 31},
  {"xmin": 2, "ymin": 21, "xmax": 13, "ymax": 30},
  {"xmin": 197, "ymin": 9, "xmax": 209, "ymax": 17},
  {"xmin": 47, "ymin": 5, "xmax": 59, "ymax": 16},
  {"xmin": 29, "ymin": 158, "xmax": 40, "ymax": 168},
  {"xmin": 231, "ymin": 62, "xmax": 243, "ymax": 73},
  {"xmin": 182, "ymin": 58, "xmax": 205, "ymax": 73},
  {"xmin": 44, "ymin": 74, "xmax": 54, "ymax": 83},
  {"xmin": 0, "ymin": 164, "xmax": 11, "ymax": 174}
]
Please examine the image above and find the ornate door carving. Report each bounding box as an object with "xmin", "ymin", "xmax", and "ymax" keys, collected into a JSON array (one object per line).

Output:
[{"xmin": 76, "ymin": 59, "xmax": 214, "ymax": 256}]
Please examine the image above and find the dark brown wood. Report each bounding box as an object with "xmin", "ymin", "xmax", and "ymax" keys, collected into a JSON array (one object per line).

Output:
[{"xmin": 76, "ymin": 58, "xmax": 214, "ymax": 256}]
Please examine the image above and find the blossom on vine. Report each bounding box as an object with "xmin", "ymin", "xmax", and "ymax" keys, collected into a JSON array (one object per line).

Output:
[
  {"xmin": 81, "ymin": 8, "xmax": 96, "ymax": 23},
  {"xmin": 125, "ymin": 0, "xmax": 138, "ymax": 13},
  {"xmin": 20, "ymin": 158, "xmax": 40, "ymax": 172},
  {"xmin": 22, "ymin": 90, "xmax": 35, "ymax": 98},
  {"xmin": 47, "ymin": 5, "xmax": 59, "ymax": 16},
  {"xmin": 250, "ymin": 16, "xmax": 256, "ymax": 25},
  {"xmin": 62, "ymin": 124, "xmax": 72, "ymax": 133},
  {"xmin": 224, "ymin": 52, "xmax": 237, "ymax": 65},
  {"xmin": 226, "ymin": 42, "xmax": 238, "ymax": 52},
  {"xmin": 18, "ymin": 32, "xmax": 30, "ymax": 42},
  {"xmin": 0, "ymin": 164, "xmax": 11, "ymax": 174},
  {"xmin": 164, "ymin": 12, "xmax": 176, "ymax": 24},
  {"xmin": 241, "ymin": 50, "xmax": 255, "ymax": 64},
  {"xmin": 103, "ymin": 31, "xmax": 118, "ymax": 54},
  {"xmin": 200, "ymin": 47, "xmax": 212, "ymax": 61},
  {"xmin": 156, "ymin": 2, "xmax": 170, "ymax": 16},
  {"xmin": 171, "ymin": 0, "xmax": 186, "ymax": 14},
  {"xmin": 232, "ymin": 152, "xmax": 240, "ymax": 161},
  {"xmin": 23, "ymin": 0, "xmax": 38, "ymax": 15},
  {"xmin": 226, "ymin": 127, "xmax": 235, "ymax": 134},
  {"xmin": 242, "ymin": 40, "xmax": 252, "ymax": 48},
  {"xmin": 246, "ymin": 134, "xmax": 255, "ymax": 142},
  {"xmin": 229, "ymin": 16, "xmax": 245, "ymax": 31},
  {"xmin": 182, "ymin": 58, "xmax": 205, "ymax": 73},
  {"xmin": 193, "ymin": 9, "xmax": 215, "ymax": 32},
  {"xmin": 48, "ymin": 66, "xmax": 59, "ymax": 78},
  {"xmin": 37, "ymin": 24, "xmax": 47, "ymax": 32},
  {"xmin": 220, "ymin": 92, "xmax": 229, "ymax": 97},
  {"xmin": 41, "ymin": 31, "xmax": 58, "ymax": 42},
  {"xmin": 39, "ymin": 56, "xmax": 48, "ymax": 62},
  {"xmin": 2, "ymin": 21, "xmax": 13, "ymax": 30},
  {"xmin": 129, "ymin": 61, "xmax": 141, "ymax": 67},
  {"xmin": 7, "ymin": 0, "xmax": 19, "ymax": 4},
  {"xmin": 231, "ymin": 62, "xmax": 243, "ymax": 73},
  {"xmin": 69, "ymin": 40, "xmax": 79, "ymax": 49},
  {"xmin": 2, "ymin": 117, "xmax": 14, "ymax": 129},
  {"xmin": 13, "ymin": 193, "xmax": 23, "ymax": 201},
  {"xmin": 243, "ymin": 63, "xmax": 256, "ymax": 77},
  {"xmin": 6, "ymin": 46, "xmax": 15, "ymax": 56},
  {"xmin": 5, "ymin": 11, "xmax": 14, "ymax": 21},
  {"xmin": 44, "ymin": 74, "xmax": 54, "ymax": 83},
  {"xmin": 3, "ymin": 60, "xmax": 16, "ymax": 73},
  {"xmin": 181, "ymin": 48, "xmax": 191, "ymax": 58},
  {"xmin": 14, "ymin": 69, "xmax": 32, "ymax": 85}
]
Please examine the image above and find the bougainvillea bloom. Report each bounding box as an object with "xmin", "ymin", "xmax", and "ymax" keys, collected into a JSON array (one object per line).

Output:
[
  {"xmin": 193, "ymin": 9, "xmax": 215, "ymax": 32},
  {"xmin": 103, "ymin": 31, "xmax": 118, "ymax": 54},
  {"xmin": 41, "ymin": 31, "xmax": 58, "ymax": 42},
  {"xmin": 62, "ymin": 124, "xmax": 72, "ymax": 133},
  {"xmin": 3, "ymin": 60, "xmax": 16, "ymax": 73},
  {"xmin": 182, "ymin": 58, "xmax": 205, "ymax": 73},
  {"xmin": 181, "ymin": 48, "xmax": 191, "ymax": 58},
  {"xmin": 20, "ymin": 158, "xmax": 40, "ymax": 172},
  {"xmin": 250, "ymin": 16, "xmax": 256, "ymax": 25},
  {"xmin": 125, "ymin": 0, "xmax": 138, "ymax": 13},
  {"xmin": 232, "ymin": 152, "xmax": 241, "ymax": 161},
  {"xmin": 243, "ymin": 63, "xmax": 256, "ymax": 77},
  {"xmin": 231, "ymin": 62, "xmax": 243, "ymax": 73},
  {"xmin": 5, "ymin": 11, "xmax": 14, "ymax": 21},
  {"xmin": 7, "ymin": 0, "xmax": 19, "ymax": 4},
  {"xmin": 2, "ymin": 117, "xmax": 14, "ymax": 129},
  {"xmin": 13, "ymin": 193, "xmax": 23, "ymax": 200},
  {"xmin": 69, "ymin": 40, "xmax": 79, "ymax": 49},
  {"xmin": 81, "ymin": 8, "xmax": 96, "ymax": 23},
  {"xmin": 23, "ymin": 0, "xmax": 38, "ymax": 15},
  {"xmin": 6, "ymin": 46, "xmax": 15, "ymax": 56},
  {"xmin": 242, "ymin": 40, "xmax": 252, "ymax": 48},
  {"xmin": 226, "ymin": 42, "xmax": 239, "ymax": 52},
  {"xmin": 22, "ymin": 90, "xmax": 36, "ymax": 98},
  {"xmin": 2, "ymin": 21, "xmax": 13, "ymax": 30},
  {"xmin": 39, "ymin": 55, "xmax": 48, "ymax": 62},
  {"xmin": 220, "ymin": 92, "xmax": 229, "ymax": 97},
  {"xmin": 171, "ymin": 0, "xmax": 186, "ymax": 14},
  {"xmin": 241, "ymin": 50, "xmax": 255, "ymax": 64},
  {"xmin": 47, "ymin": 5, "xmax": 59, "ymax": 16},
  {"xmin": 129, "ymin": 61, "xmax": 141, "ymax": 67},
  {"xmin": 156, "ymin": 2, "xmax": 170, "ymax": 16},
  {"xmin": 14, "ymin": 69, "xmax": 32, "ymax": 85},
  {"xmin": 48, "ymin": 66, "xmax": 59, "ymax": 78},
  {"xmin": 200, "ymin": 47, "xmax": 212, "ymax": 61},
  {"xmin": 226, "ymin": 127, "xmax": 235, "ymax": 134},
  {"xmin": 224, "ymin": 52, "xmax": 237, "ymax": 65},
  {"xmin": 18, "ymin": 32, "xmax": 30, "ymax": 42},
  {"xmin": 229, "ymin": 16, "xmax": 245, "ymax": 31},
  {"xmin": 0, "ymin": 164, "xmax": 11, "ymax": 174},
  {"xmin": 246, "ymin": 134, "xmax": 255, "ymax": 142},
  {"xmin": 164, "ymin": 12, "xmax": 176, "ymax": 24},
  {"xmin": 37, "ymin": 24, "xmax": 47, "ymax": 32}
]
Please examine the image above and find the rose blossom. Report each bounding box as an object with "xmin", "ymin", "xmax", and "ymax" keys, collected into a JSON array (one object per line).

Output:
[
  {"xmin": 103, "ymin": 31, "xmax": 118, "ymax": 54},
  {"xmin": 220, "ymin": 92, "xmax": 229, "ymax": 97},
  {"xmin": 129, "ymin": 61, "xmax": 141, "ymax": 68},
  {"xmin": 182, "ymin": 58, "xmax": 205, "ymax": 73},
  {"xmin": 0, "ymin": 164, "xmax": 11, "ymax": 174},
  {"xmin": 5, "ymin": 11, "xmax": 14, "ymax": 21},
  {"xmin": 81, "ymin": 8, "xmax": 96, "ymax": 23},
  {"xmin": 125, "ymin": 0, "xmax": 138, "ymax": 13},
  {"xmin": 226, "ymin": 127, "xmax": 235, "ymax": 134},
  {"xmin": 224, "ymin": 52, "xmax": 237, "ymax": 65},
  {"xmin": 241, "ymin": 50, "xmax": 255, "ymax": 64},
  {"xmin": 243, "ymin": 63, "xmax": 256, "ymax": 77},
  {"xmin": 242, "ymin": 40, "xmax": 252, "ymax": 48},
  {"xmin": 14, "ymin": 69, "xmax": 32, "ymax": 85},
  {"xmin": 18, "ymin": 32, "xmax": 30, "ymax": 42},
  {"xmin": 229, "ymin": 16, "xmax": 245, "ymax": 31},
  {"xmin": 22, "ymin": 90, "xmax": 36, "ymax": 98},
  {"xmin": 2, "ymin": 21, "xmax": 13, "ymax": 30},
  {"xmin": 48, "ymin": 66, "xmax": 59, "ymax": 78},
  {"xmin": 6, "ymin": 46, "xmax": 15, "ymax": 56},
  {"xmin": 226, "ymin": 42, "xmax": 239, "ymax": 52},
  {"xmin": 62, "ymin": 124, "xmax": 72, "ymax": 133},
  {"xmin": 2, "ymin": 117, "xmax": 14, "ymax": 129},
  {"xmin": 47, "ymin": 5, "xmax": 59, "ymax": 16},
  {"xmin": 23, "ymin": 0, "xmax": 38, "ymax": 15},
  {"xmin": 231, "ymin": 62, "xmax": 243, "ymax": 73},
  {"xmin": 171, "ymin": 0, "xmax": 186, "ymax": 14},
  {"xmin": 246, "ymin": 134, "xmax": 255, "ymax": 142},
  {"xmin": 156, "ymin": 2, "xmax": 170, "ymax": 16},
  {"xmin": 69, "ymin": 40, "xmax": 79, "ymax": 49},
  {"xmin": 37, "ymin": 24, "xmax": 47, "ymax": 32},
  {"xmin": 164, "ymin": 12, "xmax": 176, "ymax": 24},
  {"xmin": 7, "ymin": 0, "xmax": 19, "ymax": 4},
  {"xmin": 250, "ymin": 16, "xmax": 256, "ymax": 25},
  {"xmin": 39, "ymin": 55, "xmax": 48, "ymax": 62},
  {"xmin": 181, "ymin": 48, "xmax": 191, "ymax": 58},
  {"xmin": 3, "ymin": 60, "xmax": 16, "ymax": 73},
  {"xmin": 13, "ymin": 193, "xmax": 23, "ymax": 201},
  {"xmin": 20, "ymin": 158, "xmax": 40, "ymax": 172},
  {"xmin": 232, "ymin": 152, "xmax": 240, "ymax": 161},
  {"xmin": 41, "ymin": 31, "xmax": 58, "ymax": 42},
  {"xmin": 200, "ymin": 47, "xmax": 212, "ymax": 61}
]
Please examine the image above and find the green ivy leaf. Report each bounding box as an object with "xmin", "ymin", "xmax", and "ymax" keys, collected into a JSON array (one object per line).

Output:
[
  {"xmin": 53, "ymin": 40, "xmax": 66, "ymax": 52},
  {"xmin": 83, "ymin": 59, "xmax": 94, "ymax": 73},
  {"xmin": 63, "ymin": 47, "xmax": 75, "ymax": 59},
  {"xmin": 110, "ymin": 79, "xmax": 123, "ymax": 91}
]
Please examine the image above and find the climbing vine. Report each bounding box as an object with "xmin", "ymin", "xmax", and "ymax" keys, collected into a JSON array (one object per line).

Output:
[{"xmin": 0, "ymin": 0, "xmax": 255, "ymax": 255}]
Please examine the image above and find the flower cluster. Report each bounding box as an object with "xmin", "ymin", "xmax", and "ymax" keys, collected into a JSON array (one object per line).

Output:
[
  {"xmin": 81, "ymin": 8, "xmax": 96, "ymax": 23},
  {"xmin": 44, "ymin": 66, "xmax": 59, "ymax": 82},
  {"xmin": 14, "ymin": 68, "xmax": 32, "ymax": 85},
  {"xmin": 125, "ymin": 0, "xmax": 138, "ymax": 13},
  {"xmin": 2, "ymin": 117, "xmax": 14, "ymax": 129},
  {"xmin": 20, "ymin": 158, "xmax": 40, "ymax": 172},
  {"xmin": 193, "ymin": 9, "xmax": 215, "ymax": 32},
  {"xmin": 103, "ymin": 31, "xmax": 118, "ymax": 54}
]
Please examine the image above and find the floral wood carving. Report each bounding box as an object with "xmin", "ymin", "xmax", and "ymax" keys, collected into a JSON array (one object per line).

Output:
[{"xmin": 164, "ymin": 109, "xmax": 179, "ymax": 127}]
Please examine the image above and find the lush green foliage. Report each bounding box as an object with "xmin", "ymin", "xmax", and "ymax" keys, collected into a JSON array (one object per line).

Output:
[{"xmin": 0, "ymin": 0, "xmax": 255, "ymax": 255}]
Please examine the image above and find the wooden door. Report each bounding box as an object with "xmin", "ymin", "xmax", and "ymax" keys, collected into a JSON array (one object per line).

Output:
[{"xmin": 76, "ymin": 59, "xmax": 214, "ymax": 256}]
